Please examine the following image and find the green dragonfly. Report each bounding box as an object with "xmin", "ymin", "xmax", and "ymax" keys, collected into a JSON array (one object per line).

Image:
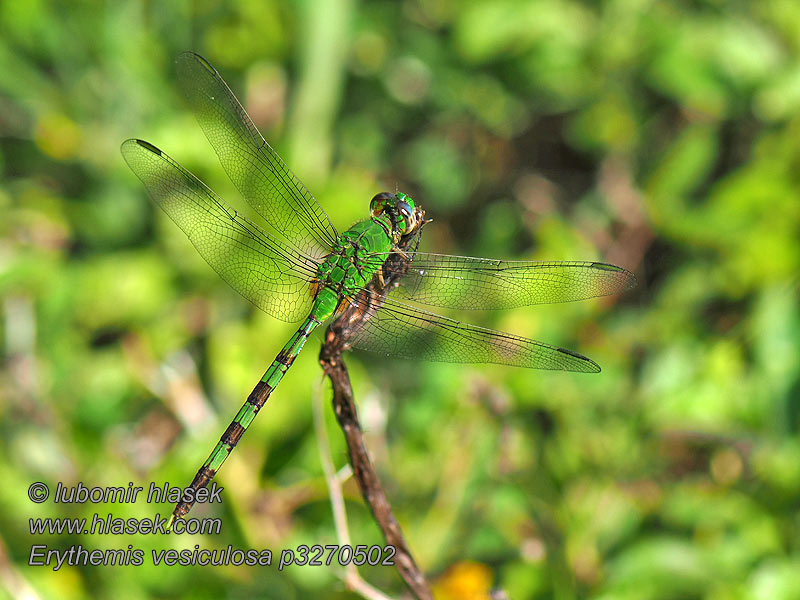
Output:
[{"xmin": 121, "ymin": 52, "xmax": 635, "ymax": 527}]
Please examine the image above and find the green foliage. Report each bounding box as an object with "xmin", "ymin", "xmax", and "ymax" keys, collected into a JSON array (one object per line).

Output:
[{"xmin": 1, "ymin": 1, "xmax": 799, "ymax": 598}]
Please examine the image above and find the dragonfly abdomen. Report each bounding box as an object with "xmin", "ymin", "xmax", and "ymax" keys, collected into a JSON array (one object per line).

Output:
[{"xmin": 168, "ymin": 315, "xmax": 321, "ymax": 526}]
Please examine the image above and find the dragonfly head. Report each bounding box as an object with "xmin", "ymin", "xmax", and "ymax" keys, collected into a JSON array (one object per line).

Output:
[{"xmin": 370, "ymin": 192, "xmax": 422, "ymax": 241}]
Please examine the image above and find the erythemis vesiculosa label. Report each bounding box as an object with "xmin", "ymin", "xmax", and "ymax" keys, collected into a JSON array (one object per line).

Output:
[{"xmin": 121, "ymin": 52, "xmax": 636, "ymax": 528}]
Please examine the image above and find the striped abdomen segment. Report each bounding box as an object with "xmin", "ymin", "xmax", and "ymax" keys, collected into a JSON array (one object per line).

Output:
[{"xmin": 169, "ymin": 316, "xmax": 321, "ymax": 525}]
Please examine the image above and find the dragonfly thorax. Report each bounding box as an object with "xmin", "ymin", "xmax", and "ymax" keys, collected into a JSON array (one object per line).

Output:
[{"xmin": 311, "ymin": 217, "xmax": 396, "ymax": 322}]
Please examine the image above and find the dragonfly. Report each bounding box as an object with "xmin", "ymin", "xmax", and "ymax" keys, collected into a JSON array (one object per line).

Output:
[{"xmin": 121, "ymin": 52, "xmax": 636, "ymax": 528}]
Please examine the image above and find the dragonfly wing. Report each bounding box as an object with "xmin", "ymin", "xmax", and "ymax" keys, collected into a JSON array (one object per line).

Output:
[
  {"xmin": 175, "ymin": 52, "xmax": 338, "ymax": 258},
  {"xmin": 121, "ymin": 138, "xmax": 319, "ymax": 323},
  {"xmin": 348, "ymin": 293, "xmax": 600, "ymax": 372},
  {"xmin": 379, "ymin": 253, "xmax": 636, "ymax": 310}
]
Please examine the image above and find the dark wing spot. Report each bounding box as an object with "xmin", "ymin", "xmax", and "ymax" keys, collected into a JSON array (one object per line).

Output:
[{"xmin": 135, "ymin": 139, "xmax": 162, "ymax": 155}]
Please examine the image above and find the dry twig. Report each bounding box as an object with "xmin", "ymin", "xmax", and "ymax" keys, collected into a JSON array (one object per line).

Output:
[{"xmin": 318, "ymin": 226, "xmax": 432, "ymax": 600}]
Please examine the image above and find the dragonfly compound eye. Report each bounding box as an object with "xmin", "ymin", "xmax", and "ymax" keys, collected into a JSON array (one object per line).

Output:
[
  {"xmin": 370, "ymin": 192, "xmax": 395, "ymax": 216},
  {"xmin": 397, "ymin": 200, "xmax": 413, "ymax": 232}
]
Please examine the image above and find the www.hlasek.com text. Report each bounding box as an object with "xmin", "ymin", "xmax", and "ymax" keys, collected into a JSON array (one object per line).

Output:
[{"xmin": 30, "ymin": 513, "xmax": 220, "ymax": 536}]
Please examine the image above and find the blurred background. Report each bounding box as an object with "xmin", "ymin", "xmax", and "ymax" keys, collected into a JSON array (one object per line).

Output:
[{"xmin": 2, "ymin": 1, "xmax": 799, "ymax": 599}]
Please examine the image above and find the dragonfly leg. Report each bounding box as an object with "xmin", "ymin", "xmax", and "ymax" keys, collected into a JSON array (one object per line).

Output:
[{"xmin": 392, "ymin": 247, "xmax": 412, "ymax": 261}]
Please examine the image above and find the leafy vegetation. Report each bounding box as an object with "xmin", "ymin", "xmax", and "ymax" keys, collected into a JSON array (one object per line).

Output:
[{"xmin": 1, "ymin": 1, "xmax": 799, "ymax": 598}]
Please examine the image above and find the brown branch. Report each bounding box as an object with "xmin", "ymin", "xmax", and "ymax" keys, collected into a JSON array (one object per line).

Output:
[
  {"xmin": 318, "ymin": 222, "xmax": 432, "ymax": 600},
  {"xmin": 312, "ymin": 383, "xmax": 394, "ymax": 600}
]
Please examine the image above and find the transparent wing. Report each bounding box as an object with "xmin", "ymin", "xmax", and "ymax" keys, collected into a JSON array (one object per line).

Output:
[
  {"xmin": 175, "ymin": 52, "xmax": 338, "ymax": 258},
  {"xmin": 377, "ymin": 253, "xmax": 636, "ymax": 310},
  {"xmin": 121, "ymin": 138, "xmax": 319, "ymax": 323},
  {"xmin": 349, "ymin": 292, "xmax": 601, "ymax": 372}
]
